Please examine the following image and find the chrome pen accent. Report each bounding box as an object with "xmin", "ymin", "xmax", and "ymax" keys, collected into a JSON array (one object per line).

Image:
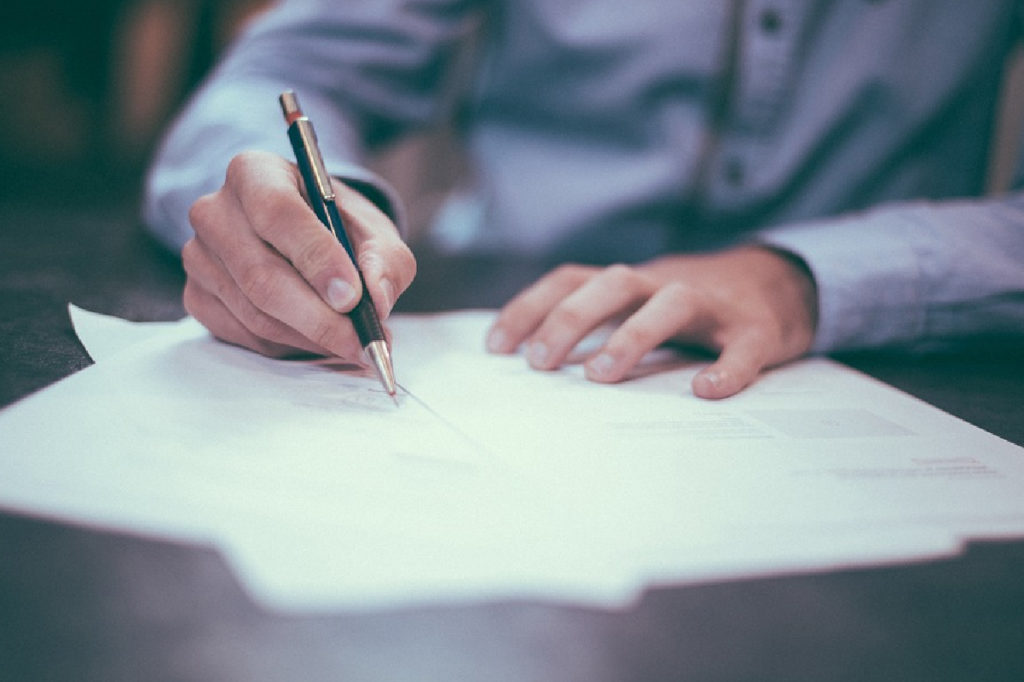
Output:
[{"xmin": 279, "ymin": 90, "xmax": 397, "ymax": 400}]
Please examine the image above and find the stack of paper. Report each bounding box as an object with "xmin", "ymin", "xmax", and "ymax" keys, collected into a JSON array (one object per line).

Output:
[{"xmin": 0, "ymin": 305, "xmax": 1021, "ymax": 612}]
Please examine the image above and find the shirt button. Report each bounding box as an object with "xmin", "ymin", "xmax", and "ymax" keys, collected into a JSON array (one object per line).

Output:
[
  {"xmin": 759, "ymin": 7, "xmax": 782, "ymax": 34},
  {"xmin": 724, "ymin": 157, "xmax": 745, "ymax": 186}
]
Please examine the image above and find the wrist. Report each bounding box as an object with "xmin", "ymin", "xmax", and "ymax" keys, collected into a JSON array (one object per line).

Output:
[{"xmin": 750, "ymin": 244, "xmax": 819, "ymax": 351}]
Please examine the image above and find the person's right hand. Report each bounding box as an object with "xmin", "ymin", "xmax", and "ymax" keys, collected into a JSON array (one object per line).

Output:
[{"xmin": 182, "ymin": 150, "xmax": 416, "ymax": 360}]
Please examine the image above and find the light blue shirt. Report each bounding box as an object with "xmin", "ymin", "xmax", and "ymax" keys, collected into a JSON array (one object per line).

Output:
[{"xmin": 144, "ymin": 0, "xmax": 1024, "ymax": 353}]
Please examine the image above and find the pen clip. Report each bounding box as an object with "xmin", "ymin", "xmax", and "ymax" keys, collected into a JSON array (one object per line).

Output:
[
  {"xmin": 279, "ymin": 91, "xmax": 336, "ymax": 202},
  {"xmin": 296, "ymin": 120, "xmax": 335, "ymax": 201}
]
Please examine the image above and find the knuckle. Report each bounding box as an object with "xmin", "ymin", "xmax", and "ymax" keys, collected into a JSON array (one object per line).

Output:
[
  {"xmin": 182, "ymin": 281, "xmax": 202, "ymax": 317},
  {"xmin": 611, "ymin": 323, "xmax": 651, "ymax": 351},
  {"xmin": 401, "ymin": 249, "xmax": 418, "ymax": 285},
  {"xmin": 381, "ymin": 240, "xmax": 417, "ymax": 287},
  {"xmin": 180, "ymin": 239, "xmax": 199, "ymax": 271},
  {"xmin": 659, "ymin": 281, "xmax": 696, "ymax": 307},
  {"xmin": 251, "ymin": 185, "xmax": 299, "ymax": 228},
  {"xmin": 260, "ymin": 195, "xmax": 329, "ymax": 253},
  {"xmin": 547, "ymin": 302, "xmax": 588, "ymax": 330},
  {"xmin": 602, "ymin": 262, "xmax": 634, "ymax": 282},
  {"xmin": 225, "ymin": 149, "xmax": 264, "ymax": 185},
  {"xmin": 306, "ymin": 317, "xmax": 345, "ymax": 351},
  {"xmin": 290, "ymin": 232, "xmax": 335, "ymax": 275},
  {"xmin": 238, "ymin": 261, "xmax": 280, "ymax": 309},
  {"xmin": 359, "ymin": 242, "xmax": 418, "ymax": 295},
  {"xmin": 600, "ymin": 263, "xmax": 649, "ymax": 294},
  {"xmin": 243, "ymin": 308, "xmax": 284, "ymax": 340},
  {"xmin": 552, "ymin": 263, "xmax": 590, "ymax": 285},
  {"xmin": 187, "ymin": 194, "xmax": 218, "ymax": 233},
  {"xmin": 391, "ymin": 239, "xmax": 416, "ymax": 271},
  {"xmin": 210, "ymin": 270, "xmax": 237, "ymax": 303},
  {"xmin": 225, "ymin": 151, "xmax": 301, "ymax": 235}
]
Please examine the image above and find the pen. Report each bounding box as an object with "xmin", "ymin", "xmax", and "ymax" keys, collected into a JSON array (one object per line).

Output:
[{"xmin": 279, "ymin": 90, "xmax": 398, "ymax": 400}]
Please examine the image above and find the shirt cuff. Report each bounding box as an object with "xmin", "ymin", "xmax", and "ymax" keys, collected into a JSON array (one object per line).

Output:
[{"xmin": 755, "ymin": 207, "xmax": 927, "ymax": 353}]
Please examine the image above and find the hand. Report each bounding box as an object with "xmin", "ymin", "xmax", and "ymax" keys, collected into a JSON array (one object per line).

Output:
[
  {"xmin": 485, "ymin": 246, "xmax": 818, "ymax": 399},
  {"xmin": 182, "ymin": 150, "xmax": 416, "ymax": 360}
]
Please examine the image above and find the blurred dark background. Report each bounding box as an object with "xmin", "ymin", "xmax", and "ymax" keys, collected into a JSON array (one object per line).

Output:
[{"xmin": 0, "ymin": 0, "xmax": 271, "ymax": 208}]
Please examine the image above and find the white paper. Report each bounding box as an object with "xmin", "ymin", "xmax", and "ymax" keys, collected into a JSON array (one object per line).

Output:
[
  {"xmin": 69, "ymin": 305, "xmax": 188, "ymax": 362},
  {"xmin": 1, "ymin": 305, "xmax": 1022, "ymax": 612}
]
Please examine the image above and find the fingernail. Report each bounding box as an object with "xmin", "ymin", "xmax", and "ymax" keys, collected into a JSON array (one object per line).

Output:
[
  {"xmin": 486, "ymin": 327, "xmax": 508, "ymax": 353},
  {"xmin": 379, "ymin": 278, "xmax": 396, "ymax": 316},
  {"xmin": 585, "ymin": 353, "xmax": 617, "ymax": 381},
  {"xmin": 326, "ymin": 278, "xmax": 356, "ymax": 311},
  {"xmin": 693, "ymin": 369, "xmax": 724, "ymax": 397},
  {"xmin": 526, "ymin": 341, "xmax": 549, "ymax": 367},
  {"xmin": 700, "ymin": 370, "xmax": 722, "ymax": 388}
]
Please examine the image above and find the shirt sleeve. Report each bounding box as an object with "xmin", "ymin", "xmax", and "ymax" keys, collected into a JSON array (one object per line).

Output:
[
  {"xmin": 758, "ymin": 1, "xmax": 1024, "ymax": 353},
  {"xmin": 142, "ymin": 0, "xmax": 480, "ymax": 252},
  {"xmin": 757, "ymin": 192, "xmax": 1024, "ymax": 353}
]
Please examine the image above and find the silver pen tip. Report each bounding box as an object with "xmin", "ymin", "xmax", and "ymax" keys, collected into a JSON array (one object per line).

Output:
[{"xmin": 365, "ymin": 340, "xmax": 397, "ymax": 401}]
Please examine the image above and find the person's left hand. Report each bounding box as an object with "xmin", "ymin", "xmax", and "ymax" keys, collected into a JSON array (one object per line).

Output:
[{"xmin": 484, "ymin": 245, "xmax": 818, "ymax": 399}]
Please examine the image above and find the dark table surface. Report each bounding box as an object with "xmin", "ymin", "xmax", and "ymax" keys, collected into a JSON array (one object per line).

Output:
[{"xmin": 2, "ymin": 201, "xmax": 1023, "ymax": 681}]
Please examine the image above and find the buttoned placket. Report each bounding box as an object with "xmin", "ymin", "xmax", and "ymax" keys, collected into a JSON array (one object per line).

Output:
[{"xmin": 702, "ymin": 0, "xmax": 804, "ymax": 213}]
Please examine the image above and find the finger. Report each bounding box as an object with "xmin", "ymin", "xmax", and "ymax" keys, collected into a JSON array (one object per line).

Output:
[
  {"xmin": 191, "ymin": 157, "xmax": 362, "ymax": 358},
  {"xmin": 584, "ymin": 282, "xmax": 701, "ymax": 383},
  {"xmin": 524, "ymin": 264, "xmax": 651, "ymax": 370},
  {"xmin": 485, "ymin": 264, "xmax": 595, "ymax": 354},
  {"xmin": 334, "ymin": 181, "xmax": 417, "ymax": 319},
  {"xmin": 184, "ymin": 278, "xmax": 315, "ymax": 358},
  {"xmin": 191, "ymin": 191, "xmax": 364, "ymax": 359},
  {"xmin": 227, "ymin": 152, "xmax": 365, "ymax": 313},
  {"xmin": 691, "ymin": 331, "xmax": 772, "ymax": 399},
  {"xmin": 182, "ymin": 237, "xmax": 330, "ymax": 357}
]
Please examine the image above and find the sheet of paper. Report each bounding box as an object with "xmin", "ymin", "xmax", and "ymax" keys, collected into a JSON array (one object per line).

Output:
[
  {"xmin": 1, "ymin": 305, "xmax": 1022, "ymax": 612},
  {"xmin": 69, "ymin": 305, "xmax": 188, "ymax": 362},
  {"xmin": 394, "ymin": 313, "xmax": 1024, "ymax": 537}
]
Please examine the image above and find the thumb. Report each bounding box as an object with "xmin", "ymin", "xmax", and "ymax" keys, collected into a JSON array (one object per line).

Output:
[{"xmin": 691, "ymin": 333, "xmax": 770, "ymax": 399}]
